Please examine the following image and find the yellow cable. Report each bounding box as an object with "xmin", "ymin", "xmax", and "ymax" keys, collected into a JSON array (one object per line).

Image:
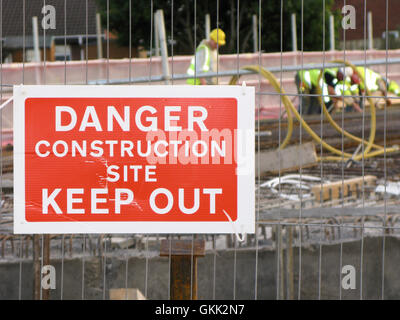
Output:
[
  {"xmin": 229, "ymin": 65, "xmax": 353, "ymax": 158},
  {"xmin": 315, "ymin": 61, "xmax": 384, "ymax": 152},
  {"xmin": 229, "ymin": 67, "xmax": 294, "ymax": 149},
  {"xmin": 316, "ymin": 60, "xmax": 398, "ymax": 161},
  {"xmin": 229, "ymin": 64, "xmax": 398, "ymax": 162}
]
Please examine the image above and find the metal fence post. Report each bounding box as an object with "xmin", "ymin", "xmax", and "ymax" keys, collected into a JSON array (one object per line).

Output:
[
  {"xmin": 252, "ymin": 14, "xmax": 258, "ymax": 53},
  {"xmin": 291, "ymin": 13, "xmax": 297, "ymax": 52},
  {"xmin": 155, "ymin": 9, "xmax": 171, "ymax": 84},
  {"xmin": 96, "ymin": 12, "xmax": 103, "ymax": 59},
  {"xmin": 368, "ymin": 11, "xmax": 374, "ymax": 50},
  {"xmin": 330, "ymin": 15, "xmax": 335, "ymax": 51},
  {"xmin": 154, "ymin": 11, "xmax": 160, "ymax": 57},
  {"xmin": 205, "ymin": 13, "xmax": 210, "ymax": 40},
  {"xmin": 32, "ymin": 16, "xmax": 41, "ymax": 62}
]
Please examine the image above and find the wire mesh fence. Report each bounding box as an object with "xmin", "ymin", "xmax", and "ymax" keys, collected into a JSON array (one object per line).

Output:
[{"xmin": 0, "ymin": 0, "xmax": 400, "ymax": 300}]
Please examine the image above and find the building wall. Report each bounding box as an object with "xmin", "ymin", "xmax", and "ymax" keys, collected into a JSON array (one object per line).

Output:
[
  {"xmin": 10, "ymin": 46, "xmax": 55, "ymax": 63},
  {"xmin": 334, "ymin": 0, "xmax": 400, "ymax": 41},
  {"xmin": 7, "ymin": 39, "xmax": 137, "ymax": 63}
]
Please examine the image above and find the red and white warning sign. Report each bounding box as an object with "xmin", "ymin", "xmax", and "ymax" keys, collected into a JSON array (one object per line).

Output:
[{"xmin": 13, "ymin": 85, "xmax": 254, "ymax": 234}]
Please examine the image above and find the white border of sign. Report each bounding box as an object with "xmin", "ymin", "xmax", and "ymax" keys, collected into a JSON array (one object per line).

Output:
[{"xmin": 14, "ymin": 85, "xmax": 255, "ymax": 234}]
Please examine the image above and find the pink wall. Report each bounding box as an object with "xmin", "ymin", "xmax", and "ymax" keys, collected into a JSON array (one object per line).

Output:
[{"xmin": 1, "ymin": 49, "xmax": 400, "ymax": 134}]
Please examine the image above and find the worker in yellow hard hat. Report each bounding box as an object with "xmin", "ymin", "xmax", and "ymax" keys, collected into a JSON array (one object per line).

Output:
[{"xmin": 186, "ymin": 28, "xmax": 226, "ymax": 85}]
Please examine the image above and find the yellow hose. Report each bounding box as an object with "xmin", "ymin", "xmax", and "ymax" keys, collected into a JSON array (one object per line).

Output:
[
  {"xmin": 315, "ymin": 60, "xmax": 398, "ymax": 160},
  {"xmin": 315, "ymin": 60, "xmax": 384, "ymax": 152},
  {"xmin": 320, "ymin": 145, "xmax": 399, "ymax": 162},
  {"xmin": 229, "ymin": 65, "xmax": 353, "ymax": 158},
  {"xmin": 229, "ymin": 66, "xmax": 293, "ymax": 149},
  {"xmin": 229, "ymin": 64, "xmax": 399, "ymax": 162}
]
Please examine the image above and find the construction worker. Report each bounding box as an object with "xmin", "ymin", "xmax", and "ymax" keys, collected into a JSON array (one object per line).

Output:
[
  {"xmin": 355, "ymin": 66, "xmax": 387, "ymax": 95},
  {"xmin": 355, "ymin": 66, "xmax": 400, "ymax": 102},
  {"xmin": 341, "ymin": 68, "xmax": 397, "ymax": 109},
  {"xmin": 388, "ymin": 80, "xmax": 400, "ymax": 96},
  {"xmin": 295, "ymin": 68, "xmax": 331, "ymax": 115},
  {"xmin": 325, "ymin": 67, "xmax": 362, "ymax": 113},
  {"xmin": 186, "ymin": 28, "xmax": 226, "ymax": 85}
]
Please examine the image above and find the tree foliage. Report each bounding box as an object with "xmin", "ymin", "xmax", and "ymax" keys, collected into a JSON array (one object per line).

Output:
[{"xmin": 96, "ymin": 0, "xmax": 341, "ymax": 55}]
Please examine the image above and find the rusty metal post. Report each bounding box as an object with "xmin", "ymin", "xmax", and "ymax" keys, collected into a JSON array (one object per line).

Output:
[{"xmin": 160, "ymin": 239, "xmax": 205, "ymax": 300}]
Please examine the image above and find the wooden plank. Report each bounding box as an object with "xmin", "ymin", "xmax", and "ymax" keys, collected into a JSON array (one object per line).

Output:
[
  {"xmin": 109, "ymin": 288, "xmax": 146, "ymax": 300},
  {"xmin": 160, "ymin": 239, "xmax": 205, "ymax": 257},
  {"xmin": 311, "ymin": 175, "xmax": 377, "ymax": 202},
  {"xmin": 256, "ymin": 142, "xmax": 318, "ymax": 173}
]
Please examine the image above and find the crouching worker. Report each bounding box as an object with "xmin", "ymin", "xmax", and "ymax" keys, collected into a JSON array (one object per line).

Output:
[
  {"xmin": 355, "ymin": 66, "xmax": 396, "ymax": 107},
  {"xmin": 325, "ymin": 67, "xmax": 362, "ymax": 113},
  {"xmin": 295, "ymin": 69, "xmax": 324, "ymax": 115}
]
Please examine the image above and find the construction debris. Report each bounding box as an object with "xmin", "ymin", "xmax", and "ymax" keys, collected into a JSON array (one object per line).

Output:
[
  {"xmin": 259, "ymin": 174, "xmax": 326, "ymax": 201},
  {"xmin": 109, "ymin": 288, "xmax": 146, "ymax": 300},
  {"xmin": 311, "ymin": 175, "xmax": 377, "ymax": 202},
  {"xmin": 256, "ymin": 142, "xmax": 318, "ymax": 173},
  {"xmin": 376, "ymin": 182, "xmax": 400, "ymax": 197}
]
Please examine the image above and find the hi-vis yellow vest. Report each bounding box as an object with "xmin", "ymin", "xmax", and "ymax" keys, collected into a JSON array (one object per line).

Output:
[
  {"xmin": 186, "ymin": 43, "xmax": 211, "ymax": 85},
  {"xmin": 297, "ymin": 68, "xmax": 333, "ymax": 103},
  {"xmin": 356, "ymin": 67, "xmax": 381, "ymax": 92}
]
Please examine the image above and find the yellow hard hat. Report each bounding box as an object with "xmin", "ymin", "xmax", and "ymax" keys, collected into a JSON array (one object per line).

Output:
[{"xmin": 210, "ymin": 28, "xmax": 226, "ymax": 46}]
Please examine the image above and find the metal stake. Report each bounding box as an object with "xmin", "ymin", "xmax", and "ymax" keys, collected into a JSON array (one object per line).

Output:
[{"xmin": 160, "ymin": 239, "xmax": 205, "ymax": 300}]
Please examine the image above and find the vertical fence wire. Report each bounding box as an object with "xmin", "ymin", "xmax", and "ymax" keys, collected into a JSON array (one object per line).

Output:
[
  {"xmin": 318, "ymin": 0, "xmax": 327, "ymax": 300},
  {"xmin": 189, "ymin": 0, "xmax": 197, "ymax": 301},
  {"xmin": 0, "ymin": 4, "xmax": 2, "ymax": 264},
  {"xmin": 60, "ymin": 0, "xmax": 67, "ymax": 301},
  {"xmin": 102, "ymin": 0, "xmax": 110, "ymax": 301},
  {"xmin": 60, "ymin": 235, "xmax": 65, "ymax": 299},
  {"xmin": 40, "ymin": 0, "xmax": 47, "ymax": 302},
  {"xmin": 125, "ymin": 0, "xmax": 132, "ymax": 300},
  {"xmin": 297, "ymin": 0, "xmax": 304, "ymax": 300},
  {"xmin": 381, "ymin": 0, "xmax": 389, "ymax": 300},
  {"xmin": 81, "ymin": 0, "xmax": 89, "ymax": 301},
  {"xmin": 144, "ymin": 0, "xmax": 154, "ymax": 299},
  {"xmin": 106, "ymin": 0, "xmax": 109, "ymax": 83},
  {"xmin": 103, "ymin": 236, "xmax": 107, "ymax": 300},
  {"xmin": 359, "ymin": 0, "xmax": 367, "ymax": 300},
  {"xmin": 212, "ymin": 0, "xmax": 220, "ymax": 301},
  {"xmin": 129, "ymin": 0, "xmax": 132, "ymax": 83},
  {"xmin": 339, "ymin": 0, "xmax": 347, "ymax": 300},
  {"xmin": 232, "ymin": 0, "xmax": 240, "ymax": 301},
  {"xmin": 254, "ymin": 0, "xmax": 261, "ymax": 300},
  {"xmin": 43, "ymin": 0, "xmax": 46, "ymax": 82},
  {"xmin": 276, "ymin": 0, "xmax": 284, "ymax": 301},
  {"xmin": 18, "ymin": 0, "xmax": 25, "ymax": 301},
  {"xmin": 168, "ymin": 0, "xmax": 175, "ymax": 301}
]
